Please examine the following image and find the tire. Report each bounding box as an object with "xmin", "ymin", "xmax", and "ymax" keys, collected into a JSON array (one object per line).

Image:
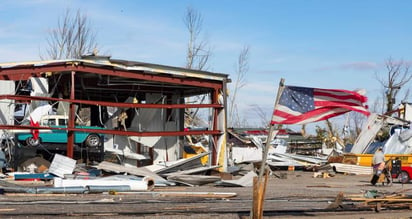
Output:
[
  {"xmin": 398, "ymin": 171, "xmax": 410, "ymax": 184},
  {"xmin": 25, "ymin": 137, "xmax": 40, "ymax": 147},
  {"xmin": 84, "ymin": 134, "xmax": 101, "ymax": 147}
]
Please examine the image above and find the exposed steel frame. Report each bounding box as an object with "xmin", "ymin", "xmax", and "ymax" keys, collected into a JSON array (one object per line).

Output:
[
  {"xmin": 0, "ymin": 61, "xmax": 227, "ymax": 165},
  {"xmin": 0, "ymin": 64, "xmax": 223, "ymax": 89}
]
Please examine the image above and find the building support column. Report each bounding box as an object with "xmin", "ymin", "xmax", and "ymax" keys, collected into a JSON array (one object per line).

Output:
[{"xmin": 67, "ymin": 70, "xmax": 76, "ymax": 158}]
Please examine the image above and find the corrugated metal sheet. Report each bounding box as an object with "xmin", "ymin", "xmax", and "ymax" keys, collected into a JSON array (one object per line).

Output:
[
  {"xmin": 0, "ymin": 57, "xmax": 229, "ymax": 82},
  {"xmin": 328, "ymin": 163, "xmax": 373, "ymax": 175}
]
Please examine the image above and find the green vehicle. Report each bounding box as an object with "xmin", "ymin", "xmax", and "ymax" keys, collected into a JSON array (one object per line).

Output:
[{"xmin": 15, "ymin": 115, "xmax": 104, "ymax": 147}]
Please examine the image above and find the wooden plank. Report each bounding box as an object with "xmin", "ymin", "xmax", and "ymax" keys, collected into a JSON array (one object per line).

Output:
[
  {"xmin": 0, "ymin": 209, "xmax": 15, "ymax": 212},
  {"xmin": 108, "ymin": 191, "xmax": 237, "ymax": 199},
  {"xmin": 4, "ymin": 193, "xmax": 72, "ymax": 197},
  {"xmin": 350, "ymin": 197, "xmax": 412, "ymax": 203},
  {"xmin": 157, "ymin": 192, "xmax": 237, "ymax": 199},
  {"xmin": 252, "ymin": 176, "xmax": 259, "ymax": 219}
]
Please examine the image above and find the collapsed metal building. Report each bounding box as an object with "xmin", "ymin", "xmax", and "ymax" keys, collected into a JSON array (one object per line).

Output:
[{"xmin": 0, "ymin": 55, "xmax": 229, "ymax": 171}]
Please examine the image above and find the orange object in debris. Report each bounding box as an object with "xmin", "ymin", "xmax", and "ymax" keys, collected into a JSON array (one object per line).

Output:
[{"xmin": 183, "ymin": 145, "xmax": 208, "ymax": 165}]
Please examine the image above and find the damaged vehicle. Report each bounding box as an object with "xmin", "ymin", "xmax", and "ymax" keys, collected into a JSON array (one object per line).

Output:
[
  {"xmin": 15, "ymin": 115, "xmax": 104, "ymax": 148},
  {"xmin": 12, "ymin": 114, "xmax": 105, "ymax": 165}
]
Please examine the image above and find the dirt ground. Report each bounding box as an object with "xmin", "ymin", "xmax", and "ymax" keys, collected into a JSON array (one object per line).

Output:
[{"xmin": 0, "ymin": 170, "xmax": 411, "ymax": 218}]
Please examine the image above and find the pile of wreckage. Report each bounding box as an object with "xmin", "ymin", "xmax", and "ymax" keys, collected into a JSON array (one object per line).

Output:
[
  {"xmin": 228, "ymin": 127, "xmax": 331, "ymax": 171},
  {"xmin": 0, "ymin": 151, "xmax": 258, "ymax": 195},
  {"xmin": 229, "ymin": 105, "xmax": 412, "ymax": 177},
  {"xmin": 2, "ymin": 110, "xmax": 412, "ymax": 195},
  {"xmin": 0, "ymin": 127, "xmax": 327, "ymax": 195},
  {"xmin": 0, "ymin": 124, "xmax": 347, "ymax": 194}
]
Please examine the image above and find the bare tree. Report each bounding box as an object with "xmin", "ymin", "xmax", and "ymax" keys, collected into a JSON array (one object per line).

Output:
[
  {"xmin": 347, "ymin": 111, "xmax": 365, "ymax": 143},
  {"xmin": 184, "ymin": 6, "xmax": 211, "ymax": 70},
  {"xmin": 228, "ymin": 45, "xmax": 250, "ymax": 127},
  {"xmin": 376, "ymin": 58, "xmax": 412, "ymax": 113},
  {"xmin": 250, "ymin": 104, "xmax": 269, "ymax": 128},
  {"xmin": 42, "ymin": 8, "xmax": 98, "ymax": 60},
  {"xmin": 183, "ymin": 7, "xmax": 213, "ymax": 127}
]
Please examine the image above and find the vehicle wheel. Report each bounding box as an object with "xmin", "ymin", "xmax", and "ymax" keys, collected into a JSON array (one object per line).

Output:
[
  {"xmin": 85, "ymin": 134, "xmax": 101, "ymax": 147},
  {"xmin": 398, "ymin": 171, "xmax": 410, "ymax": 184},
  {"xmin": 25, "ymin": 137, "xmax": 40, "ymax": 147}
]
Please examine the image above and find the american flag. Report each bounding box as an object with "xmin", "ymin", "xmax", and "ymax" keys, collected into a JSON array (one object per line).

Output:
[{"xmin": 270, "ymin": 86, "xmax": 369, "ymax": 125}]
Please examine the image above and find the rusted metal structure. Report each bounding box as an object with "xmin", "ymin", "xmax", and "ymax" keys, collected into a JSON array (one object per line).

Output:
[{"xmin": 0, "ymin": 55, "xmax": 229, "ymax": 171}]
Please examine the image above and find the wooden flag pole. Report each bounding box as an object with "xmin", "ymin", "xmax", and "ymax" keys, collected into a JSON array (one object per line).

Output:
[{"xmin": 251, "ymin": 78, "xmax": 285, "ymax": 219}]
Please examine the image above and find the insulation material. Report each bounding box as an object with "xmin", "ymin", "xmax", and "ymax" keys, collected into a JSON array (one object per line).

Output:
[
  {"xmin": 105, "ymin": 94, "xmax": 180, "ymax": 165},
  {"xmin": 131, "ymin": 93, "xmax": 180, "ymax": 163},
  {"xmin": 0, "ymin": 81, "xmax": 15, "ymax": 136},
  {"xmin": 49, "ymin": 154, "xmax": 76, "ymax": 178},
  {"xmin": 26, "ymin": 104, "xmax": 52, "ymax": 122},
  {"xmin": 53, "ymin": 175, "xmax": 154, "ymax": 191},
  {"xmin": 30, "ymin": 77, "xmax": 49, "ymax": 94},
  {"xmin": 28, "ymin": 77, "xmax": 49, "ymax": 115},
  {"xmin": 384, "ymin": 131, "xmax": 412, "ymax": 154},
  {"xmin": 232, "ymin": 147, "xmax": 263, "ymax": 163},
  {"xmin": 103, "ymin": 97, "xmax": 154, "ymax": 162},
  {"xmin": 404, "ymin": 103, "xmax": 412, "ymax": 121},
  {"xmin": 129, "ymin": 136, "xmax": 161, "ymax": 148}
]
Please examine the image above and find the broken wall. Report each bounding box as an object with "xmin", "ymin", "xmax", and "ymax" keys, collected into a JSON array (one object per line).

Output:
[
  {"xmin": 104, "ymin": 93, "xmax": 184, "ymax": 166},
  {"xmin": 0, "ymin": 80, "xmax": 15, "ymax": 138},
  {"xmin": 131, "ymin": 93, "xmax": 182, "ymax": 163},
  {"xmin": 403, "ymin": 103, "xmax": 412, "ymax": 121},
  {"xmin": 28, "ymin": 77, "xmax": 50, "ymax": 116}
]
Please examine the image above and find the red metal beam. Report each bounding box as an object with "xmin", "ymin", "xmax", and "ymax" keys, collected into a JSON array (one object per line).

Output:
[
  {"xmin": 74, "ymin": 65, "xmax": 223, "ymax": 89},
  {"xmin": 0, "ymin": 95, "xmax": 223, "ymax": 109},
  {"xmin": 0, "ymin": 64, "xmax": 224, "ymax": 89},
  {"xmin": 211, "ymin": 90, "xmax": 219, "ymax": 165},
  {"xmin": 1, "ymin": 125, "xmax": 221, "ymax": 137},
  {"xmin": 0, "ymin": 65, "xmax": 69, "ymax": 80},
  {"xmin": 67, "ymin": 71, "xmax": 75, "ymax": 158}
]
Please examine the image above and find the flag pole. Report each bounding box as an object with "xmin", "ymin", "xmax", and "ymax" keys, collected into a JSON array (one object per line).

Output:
[
  {"xmin": 259, "ymin": 78, "xmax": 285, "ymax": 179},
  {"xmin": 251, "ymin": 78, "xmax": 285, "ymax": 219}
]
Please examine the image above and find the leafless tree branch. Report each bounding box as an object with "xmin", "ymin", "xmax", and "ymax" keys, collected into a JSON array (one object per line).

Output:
[
  {"xmin": 375, "ymin": 57, "xmax": 412, "ymax": 113},
  {"xmin": 183, "ymin": 7, "xmax": 213, "ymax": 125},
  {"xmin": 42, "ymin": 8, "xmax": 99, "ymax": 60},
  {"xmin": 228, "ymin": 45, "xmax": 250, "ymax": 127},
  {"xmin": 183, "ymin": 6, "xmax": 211, "ymax": 71}
]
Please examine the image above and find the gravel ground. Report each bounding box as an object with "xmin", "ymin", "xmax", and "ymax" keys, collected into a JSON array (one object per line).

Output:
[{"xmin": 0, "ymin": 170, "xmax": 411, "ymax": 218}]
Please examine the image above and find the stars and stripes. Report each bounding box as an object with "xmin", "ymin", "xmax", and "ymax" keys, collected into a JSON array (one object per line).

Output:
[{"xmin": 271, "ymin": 85, "xmax": 370, "ymax": 125}]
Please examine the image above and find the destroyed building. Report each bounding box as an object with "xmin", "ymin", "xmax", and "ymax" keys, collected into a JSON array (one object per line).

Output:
[{"xmin": 0, "ymin": 56, "xmax": 230, "ymax": 172}]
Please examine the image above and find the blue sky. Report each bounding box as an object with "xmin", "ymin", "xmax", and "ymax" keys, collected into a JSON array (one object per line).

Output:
[{"xmin": 2, "ymin": 0, "xmax": 412, "ymax": 132}]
